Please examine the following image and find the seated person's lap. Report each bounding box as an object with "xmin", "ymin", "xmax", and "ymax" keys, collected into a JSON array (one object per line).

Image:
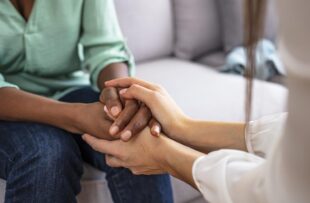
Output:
[
  {"xmin": 0, "ymin": 86, "xmax": 111, "ymax": 177},
  {"xmin": 0, "ymin": 87, "xmax": 173, "ymax": 203}
]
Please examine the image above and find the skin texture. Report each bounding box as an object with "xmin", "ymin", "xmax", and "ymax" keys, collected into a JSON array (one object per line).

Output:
[{"xmin": 83, "ymin": 77, "xmax": 248, "ymax": 189}]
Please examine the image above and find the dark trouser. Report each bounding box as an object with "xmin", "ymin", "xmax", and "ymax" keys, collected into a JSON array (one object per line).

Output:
[{"xmin": 0, "ymin": 87, "xmax": 173, "ymax": 203}]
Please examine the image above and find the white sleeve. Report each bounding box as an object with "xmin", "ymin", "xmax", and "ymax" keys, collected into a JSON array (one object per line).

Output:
[
  {"xmin": 246, "ymin": 113, "xmax": 287, "ymax": 158},
  {"xmin": 192, "ymin": 0, "xmax": 310, "ymax": 202},
  {"xmin": 191, "ymin": 114, "xmax": 287, "ymax": 203}
]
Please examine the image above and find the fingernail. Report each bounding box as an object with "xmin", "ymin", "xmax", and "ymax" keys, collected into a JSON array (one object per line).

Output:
[
  {"xmin": 119, "ymin": 88, "xmax": 128, "ymax": 95},
  {"xmin": 152, "ymin": 126, "xmax": 160, "ymax": 136},
  {"xmin": 121, "ymin": 130, "xmax": 132, "ymax": 141},
  {"xmin": 110, "ymin": 125, "xmax": 119, "ymax": 135},
  {"xmin": 104, "ymin": 106, "xmax": 108, "ymax": 113},
  {"xmin": 111, "ymin": 106, "xmax": 120, "ymax": 116}
]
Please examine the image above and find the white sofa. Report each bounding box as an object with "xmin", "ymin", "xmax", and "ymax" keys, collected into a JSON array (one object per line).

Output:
[{"xmin": 0, "ymin": 0, "xmax": 287, "ymax": 202}]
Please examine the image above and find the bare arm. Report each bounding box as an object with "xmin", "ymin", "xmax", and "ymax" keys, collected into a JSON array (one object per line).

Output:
[
  {"xmin": 97, "ymin": 63, "xmax": 129, "ymax": 90},
  {"xmin": 0, "ymin": 87, "xmax": 117, "ymax": 140},
  {"xmin": 159, "ymin": 135, "xmax": 205, "ymax": 188},
  {"xmin": 0, "ymin": 87, "xmax": 77, "ymax": 132},
  {"xmin": 173, "ymin": 118, "xmax": 247, "ymax": 154}
]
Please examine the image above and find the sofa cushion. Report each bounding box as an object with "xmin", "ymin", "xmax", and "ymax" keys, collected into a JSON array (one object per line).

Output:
[
  {"xmin": 114, "ymin": 0, "xmax": 174, "ymax": 63},
  {"xmin": 136, "ymin": 58, "xmax": 287, "ymax": 121},
  {"xmin": 196, "ymin": 51, "xmax": 226, "ymax": 68},
  {"xmin": 218, "ymin": 0, "xmax": 278, "ymax": 53},
  {"xmin": 173, "ymin": 0, "xmax": 222, "ymax": 60}
]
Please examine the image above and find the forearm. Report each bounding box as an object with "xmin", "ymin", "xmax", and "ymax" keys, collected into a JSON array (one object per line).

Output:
[
  {"xmin": 0, "ymin": 87, "xmax": 77, "ymax": 132},
  {"xmin": 97, "ymin": 63, "xmax": 129, "ymax": 90},
  {"xmin": 173, "ymin": 118, "xmax": 247, "ymax": 154},
  {"xmin": 158, "ymin": 136, "xmax": 204, "ymax": 188}
]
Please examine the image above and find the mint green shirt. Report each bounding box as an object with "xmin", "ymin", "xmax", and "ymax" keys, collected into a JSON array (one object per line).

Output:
[{"xmin": 0, "ymin": 0, "xmax": 134, "ymax": 98}]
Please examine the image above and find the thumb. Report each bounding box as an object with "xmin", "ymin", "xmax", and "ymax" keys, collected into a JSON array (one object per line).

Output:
[{"xmin": 82, "ymin": 134, "xmax": 118, "ymax": 155}]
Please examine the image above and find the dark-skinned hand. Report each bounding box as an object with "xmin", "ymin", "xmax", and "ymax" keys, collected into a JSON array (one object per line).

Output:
[{"xmin": 99, "ymin": 87, "xmax": 161, "ymax": 141}]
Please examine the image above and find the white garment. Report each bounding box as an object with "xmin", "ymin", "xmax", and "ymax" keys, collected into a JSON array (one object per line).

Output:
[{"xmin": 192, "ymin": 0, "xmax": 310, "ymax": 202}]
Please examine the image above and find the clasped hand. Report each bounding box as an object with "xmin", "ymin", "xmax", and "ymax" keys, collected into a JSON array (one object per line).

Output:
[{"xmin": 82, "ymin": 77, "xmax": 189, "ymax": 175}]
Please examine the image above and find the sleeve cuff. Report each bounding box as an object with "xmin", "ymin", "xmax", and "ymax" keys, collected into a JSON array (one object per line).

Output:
[
  {"xmin": 245, "ymin": 113, "xmax": 288, "ymax": 158},
  {"xmin": 192, "ymin": 155, "xmax": 208, "ymax": 192},
  {"xmin": 192, "ymin": 150, "xmax": 264, "ymax": 203},
  {"xmin": 0, "ymin": 76, "xmax": 19, "ymax": 89}
]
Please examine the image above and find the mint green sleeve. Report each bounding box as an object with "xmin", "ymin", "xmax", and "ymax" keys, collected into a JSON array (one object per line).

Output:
[
  {"xmin": 80, "ymin": 0, "xmax": 135, "ymax": 91},
  {"xmin": 0, "ymin": 74, "xmax": 18, "ymax": 89}
]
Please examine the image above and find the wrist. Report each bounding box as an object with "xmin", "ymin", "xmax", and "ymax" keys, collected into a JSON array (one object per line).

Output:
[
  {"xmin": 56, "ymin": 102, "xmax": 85, "ymax": 134},
  {"xmin": 156, "ymin": 135, "xmax": 204, "ymax": 180},
  {"xmin": 97, "ymin": 63, "xmax": 128, "ymax": 90},
  {"xmin": 152, "ymin": 136, "xmax": 178, "ymax": 175},
  {"xmin": 169, "ymin": 115, "xmax": 194, "ymax": 141}
]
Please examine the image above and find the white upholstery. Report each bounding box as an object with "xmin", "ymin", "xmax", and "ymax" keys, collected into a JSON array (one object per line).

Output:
[
  {"xmin": 114, "ymin": 0, "xmax": 174, "ymax": 63},
  {"xmin": 173, "ymin": 0, "xmax": 222, "ymax": 60},
  {"xmin": 136, "ymin": 58, "xmax": 287, "ymax": 122}
]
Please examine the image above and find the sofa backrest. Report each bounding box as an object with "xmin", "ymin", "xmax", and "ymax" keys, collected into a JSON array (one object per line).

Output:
[
  {"xmin": 114, "ymin": 0, "xmax": 174, "ymax": 63},
  {"xmin": 114, "ymin": 0, "xmax": 278, "ymax": 64},
  {"xmin": 173, "ymin": 0, "xmax": 223, "ymax": 60}
]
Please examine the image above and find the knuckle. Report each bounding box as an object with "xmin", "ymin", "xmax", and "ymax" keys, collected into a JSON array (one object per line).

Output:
[
  {"xmin": 93, "ymin": 145, "xmax": 100, "ymax": 152},
  {"xmin": 122, "ymin": 155, "xmax": 130, "ymax": 162},
  {"xmin": 113, "ymin": 150, "xmax": 122, "ymax": 158},
  {"xmin": 104, "ymin": 88, "xmax": 118, "ymax": 103},
  {"xmin": 114, "ymin": 118, "xmax": 125, "ymax": 127},
  {"xmin": 106, "ymin": 158, "xmax": 113, "ymax": 166},
  {"xmin": 131, "ymin": 169, "xmax": 139, "ymax": 175},
  {"xmin": 139, "ymin": 108, "xmax": 152, "ymax": 121},
  {"xmin": 99, "ymin": 92, "xmax": 105, "ymax": 103},
  {"xmin": 154, "ymin": 84, "xmax": 163, "ymax": 91},
  {"xmin": 130, "ymin": 84, "xmax": 139, "ymax": 90},
  {"xmin": 106, "ymin": 157, "xmax": 119, "ymax": 168},
  {"xmin": 139, "ymin": 105, "xmax": 149, "ymax": 114},
  {"xmin": 151, "ymin": 91, "xmax": 161, "ymax": 101},
  {"xmin": 126, "ymin": 100, "xmax": 139, "ymax": 111},
  {"xmin": 131, "ymin": 121, "xmax": 144, "ymax": 132}
]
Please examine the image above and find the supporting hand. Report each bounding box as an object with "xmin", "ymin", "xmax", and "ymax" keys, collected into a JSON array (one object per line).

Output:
[
  {"xmin": 82, "ymin": 128, "xmax": 204, "ymax": 187},
  {"xmin": 105, "ymin": 77, "xmax": 189, "ymax": 138}
]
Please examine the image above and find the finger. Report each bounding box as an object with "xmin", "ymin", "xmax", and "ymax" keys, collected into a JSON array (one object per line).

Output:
[
  {"xmin": 82, "ymin": 134, "xmax": 118, "ymax": 155},
  {"xmin": 105, "ymin": 77, "xmax": 157, "ymax": 90},
  {"xmin": 105, "ymin": 155, "xmax": 123, "ymax": 168},
  {"xmin": 130, "ymin": 167, "xmax": 165, "ymax": 175},
  {"xmin": 104, "ymin": 105, "xmax": 115, "ymax": 121},
  {"xmin": 149, "ymin": 118, "xmax": 161, "ymax": 137},
  {"xmin": 118, "ymin": 85, "xmax": 156, "ymax": 109},
  {"xmin": 119, "ymin": 104, "xmax": 152, "ymax": 141},
  {"xmin": 109, "ymin": 100, "xmax": 139, "ymax": 136},
  {"xmin": 100, "ymin": 87, "xmax": 122, "ymax": 117}
]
